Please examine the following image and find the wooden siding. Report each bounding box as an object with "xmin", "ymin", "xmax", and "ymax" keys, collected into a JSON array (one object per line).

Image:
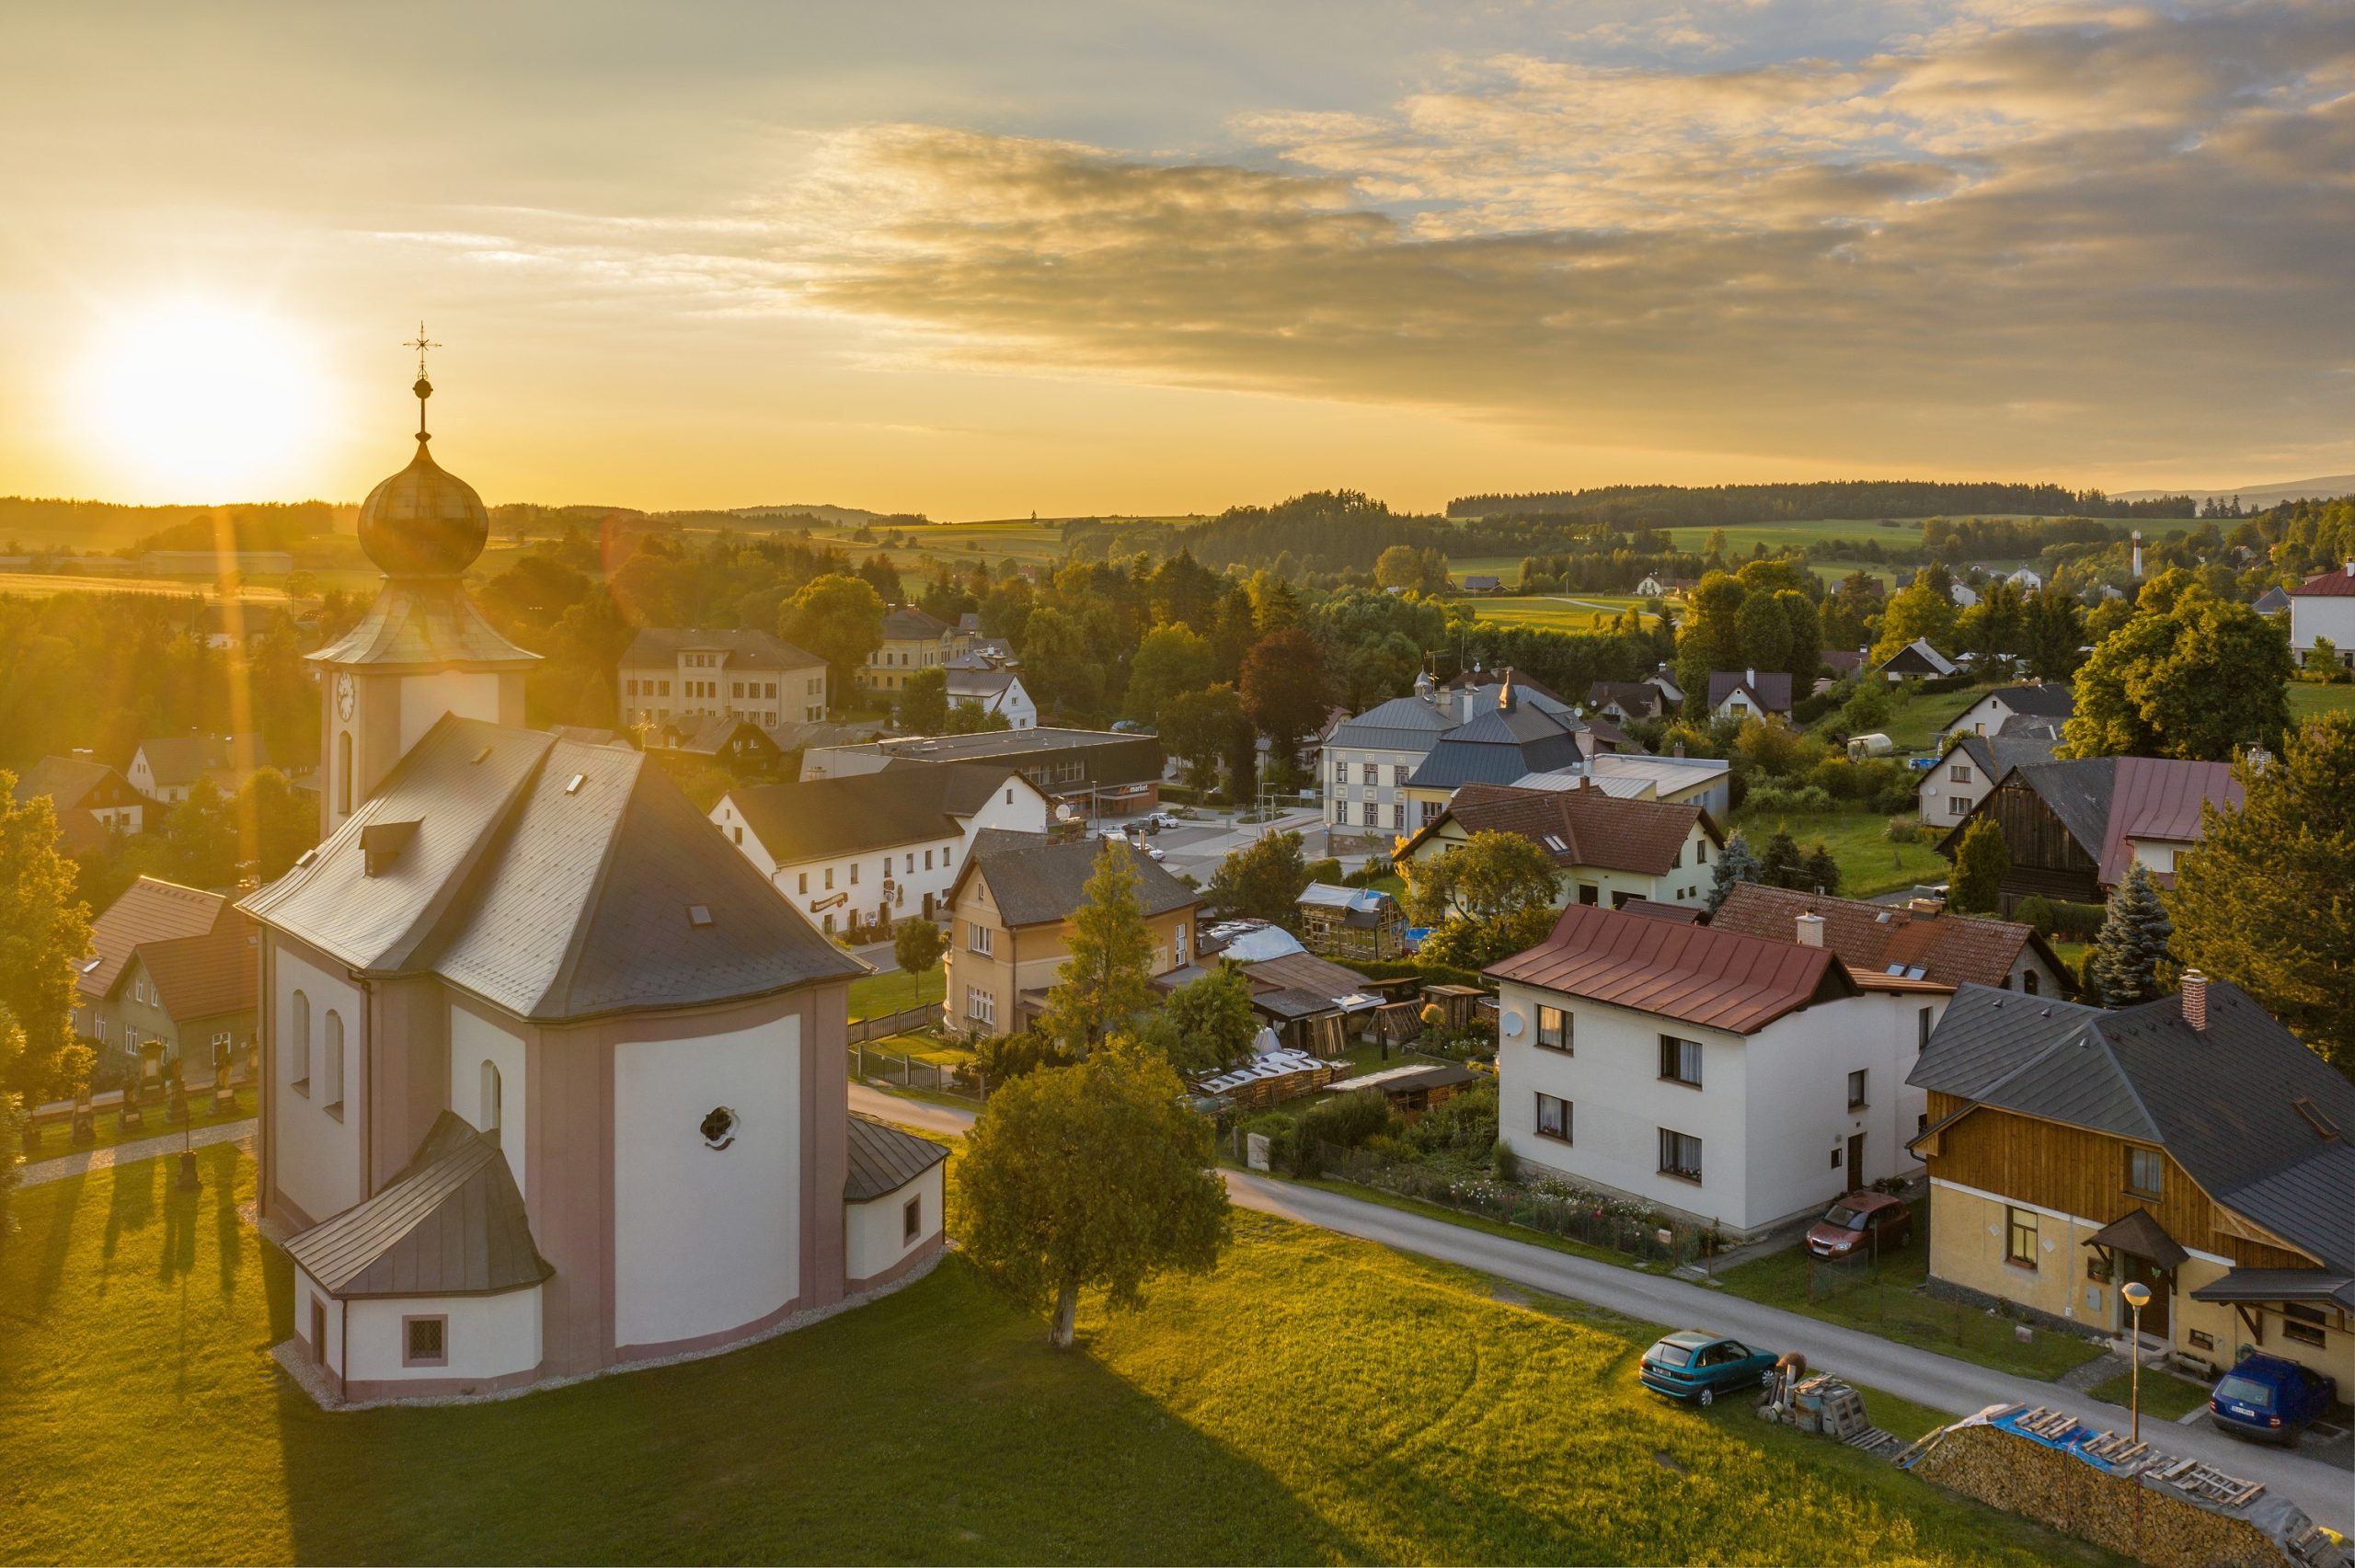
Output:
[
  {"xmin": 1930, "ymin": 1104, "xmax": 2239, "ymax": 1258},
  {"xmin": 1973, "ymin": 777, "xmax": 2102, "ymax": 906}
]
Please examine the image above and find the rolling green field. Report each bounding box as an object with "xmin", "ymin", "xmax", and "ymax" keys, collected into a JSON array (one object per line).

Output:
[
  {"xmin": 1469, "ymin": 594, "xmax": 1659, "ymax": 634},
  {"xmin": 0, "ymin": 1150, "xmax": 2117, "ymax": 1566},
  {"xmin": 1729, "ymin": 807, "xmax": 1950, "ymax": 899}
]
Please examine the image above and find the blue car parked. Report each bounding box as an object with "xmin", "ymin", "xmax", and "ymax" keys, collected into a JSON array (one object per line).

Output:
[
  {"xmin": 2210, "ymin": 1355, "xmax": 2337, "ymax": 1444},
  {"xmin": 1639, "ymin": 1331, "xmax": 1778, "ymax": 1407}
]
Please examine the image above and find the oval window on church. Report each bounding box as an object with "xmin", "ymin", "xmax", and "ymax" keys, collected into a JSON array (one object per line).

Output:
[{"xmin": 701, "ymin": 1106, "xmax": 739, "ymax": 1150}]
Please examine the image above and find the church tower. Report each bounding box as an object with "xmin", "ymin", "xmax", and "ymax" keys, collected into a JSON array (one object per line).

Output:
[{"xmin": 309, "ymin": 338, "xmax": 537, "ymax": 835}]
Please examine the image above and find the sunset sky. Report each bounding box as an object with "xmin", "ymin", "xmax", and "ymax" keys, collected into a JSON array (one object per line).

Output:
[{"xmin": 6, "ymin": 1, "xmax": 2352, "ymax": 516}]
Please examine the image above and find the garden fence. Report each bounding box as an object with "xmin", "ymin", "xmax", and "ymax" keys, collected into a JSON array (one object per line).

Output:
[
  {"xmin": 1312, "ymin": 1141, "xmax": 1712, "ymax": 1271},
  {"xmin": 851, "ymin": 1043, "xmax": 986, "ymax": 1103},
  {"xmin": 847, "ymin": 1004, "xmax": 943, "ymax": 1045}
]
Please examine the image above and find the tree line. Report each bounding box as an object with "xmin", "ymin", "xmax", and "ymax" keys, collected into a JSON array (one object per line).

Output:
[{"xmin": 1447, "ymin": 481, "xmax": 2200, "ymax": 524}]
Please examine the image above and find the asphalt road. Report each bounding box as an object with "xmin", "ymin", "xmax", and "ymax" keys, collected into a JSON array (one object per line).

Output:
[{"xmin": 845, "ymin": 1083, "xmax": 2354, "ymax": 1532}]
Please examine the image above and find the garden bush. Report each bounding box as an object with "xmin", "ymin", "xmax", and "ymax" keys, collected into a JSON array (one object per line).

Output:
[
  {"xmin": 1302, "ymin": 856, "xmax": 1344, "ymax": 887},
  {"xmin": 1406, "ymin": 1080, "xmax": 1499, "ymax": 1157},
  {"xmin": 1741, "ymin": 783, "xmax": 1834, "ymax": 815},
  {"xmin": 1303, "ymin": 1090, "xmax": 1392, "ymax": 1150}
]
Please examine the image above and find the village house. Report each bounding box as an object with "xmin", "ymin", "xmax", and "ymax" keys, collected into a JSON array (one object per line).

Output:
[
  {"xmin": 1910, "ymin": 975, "xmax": 2355, "ymax": 1393},
  {"xmin": 240, "ymin": 372, "xmax": 944, "ymax": 1405},
  {"xmin": 1707, "ymin": 884, "xmax": 2070, "ymax": 996},
  {"xmin": 12, "ymin": 754, "xmax": 150, "ymax": 848},
  {"xmin": 645, "ymin": 713, "xmax": 787, "ymax": 774},
  {"xmin": 1877, "ymin": 639, "xmax": 1960, "ymax": 681},
  {"xmin": 1511, "ymin": 753, "xmax": 1735, "ymax": 818},
  {"xmin": 1915, "ymin": 732, "xmax": 2061, "ymax": 829},
  {"xmin": 1942, "ymin": 682, "xmax": 2074, "ymax": 745},
  {"xmin": 1585, "ymin": 680, "xmax": 1668, "ymax": 724},
  {"xmin": 713, "ymin": 761, "xmax": 1050, "ymax": 933},
  {"xmin": 862, "ymin": 606, "xmax": 955, "ymax": 694},
  {"xmin": 74, "ymin": 876, "xmax": 256, "ymax": 1074},
  {"xmin": 128, "ymin": 732, "xmax": 276, "ymax": 805},
  {"xmin": 1400, "ymin": 676, "xmax": 1605, "ymax": 827},
  {"xmin": 1706, "ymin": 669, "xmax": 1793, "ymax": 721},
  {"xmin": 1398, "ymin": 782, "xmax": 1722, "ymax": 910},
  {"xmin": 616, "ymin": 627, "xmax": 829, "ymax": 731},
  {"xmin": 942, "ymin": 832, "xmax": 1200, "ymax": 1036},
  {"xmin": 1488, "ymin": 904, "xmax": 1951, "ymax": 1238},
  {"xmin": 1937, "ymin": 755, "xmax": 2244, "ymax": 912},
  {"xmin": 2288, "ymin": 560, "xmax": 2355, "ymax": 670},
  {"xmin": 945, "ymin": 666, "xmax": 1038, "ymax": 729},
  {"xmin": 1322, "ymin": 670, "xmax": 1622, "ymax": 840}
]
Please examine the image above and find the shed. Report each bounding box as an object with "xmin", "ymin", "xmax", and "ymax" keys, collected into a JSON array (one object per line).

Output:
[
  {"xmin": 1296, "ymin": 881, "xmax": 1407, "ymax": 961},
  {"xmin": 1322, "ymin": 1060, "xmax": 1482, "ymax": 1116}
]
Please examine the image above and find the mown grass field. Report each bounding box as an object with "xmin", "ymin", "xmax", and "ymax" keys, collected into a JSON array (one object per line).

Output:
[
  {"xmin": 1712, "ymin": 1204, "xmax": 2108, "ymax": 1383},
  {"xmin": 0, "ymin": 1150, "xmax": 2120, "ymax": 1567},
  {"xmin": 1729, "ymin": 807, "xmax": 1950, "ymax": 899},
  {"xmin": 2288, "ymin": 682, "xmax": 2355, "ymax": 721},
  {"xmin": 1871, "ymin": 685, "xmax": 1991, "ymax": 753},
  {"xmin": 847, "ymin": 963, "xmax": 946, "ymax": 1021},
  {"xmin": 2087, "ymin": 1366, "xmax": 2211, "ymax": 1424},
  {"xmin": 19, "ymin": 1088, "xmax": 253, "ymax": 1162},
  {"xmin": 1468, "ymin": 594, "xmax": 1658, "ymax": 634}
]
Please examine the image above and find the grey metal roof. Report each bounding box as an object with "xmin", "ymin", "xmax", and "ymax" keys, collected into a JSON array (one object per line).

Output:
[
  {"xmin": 844, "ymin": 1112, "xmax": 948, "ymax": 1200},
  {"xmin": 1407, "ymin": 705, "xmax": 1586, "ymax": 790},
  {"xmin": 2188, "ymin": 1266, "xmax": 2355, "ymax": 1310},
  {"xmin": 309, "ymin": 578, "xmax": 539, "ymax": 672},
  {"xmin": 1913, "ymin": 981, "xmax": 2355, "ymax": 1273},
  {"xmin": 1986, "ymin": 683, "xmax": 2075, "ymax": 718},
  {"xmin": 2005, "ymin": 758, "xmax": 2118, "ymax": 861},
  {"xmin": 960, "ymin": 833, "xmax": 1199, "ymax": 928},
  {"xmin": 729, "ymin": 761, "xmax": 1017, "ymax": 863},
  {"xmin": 283, "ymin": 1113, "xmax": 550, "ymax": 1299},
  {"xmin": 242, "ymin": 715, "xmax": 861, "ymax": 1022},
  {"xmin": 1325, "ymin": 695, "xmax": 1456, "ymax": 754}
]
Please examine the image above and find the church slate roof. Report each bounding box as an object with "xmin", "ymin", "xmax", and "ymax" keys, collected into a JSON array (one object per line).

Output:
[
  {"xmin": 844, "ymin": 1112, "xmax": 949, "ymax": 1201},
  {"xmin": 308, "ymin": 578, "xmax": 538, "ymax": 672},
  {"xmin": 241, "ymin": 714, "xmax": 861, "ymax": 1022},
  {"xmin": 284, "ymin": 1112, "xmax": 551, "ymax": 1298}
]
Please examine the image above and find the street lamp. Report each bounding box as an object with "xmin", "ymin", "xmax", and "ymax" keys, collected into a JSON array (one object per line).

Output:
[{"xmin": 2120, "ymin": 1280, "xmax": 2153, "ymax": 1441}]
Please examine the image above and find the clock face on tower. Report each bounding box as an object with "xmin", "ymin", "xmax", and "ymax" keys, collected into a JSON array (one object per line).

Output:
[{"xmin": 334, "ymin": 672, "xmax": 355, "ymax": 723}]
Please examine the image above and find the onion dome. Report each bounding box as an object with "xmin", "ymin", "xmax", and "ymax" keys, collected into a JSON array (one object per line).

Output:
[{"xmin": 356, "ymin": 370, "xmax": 489, "ymax": 578}]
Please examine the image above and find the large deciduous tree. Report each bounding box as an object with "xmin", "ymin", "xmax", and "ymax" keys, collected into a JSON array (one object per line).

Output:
[
  {"xmin": 896, "ymin": 667, "xmax": 949, "ymax": 734},
  {"xmin": 1948, "ymin": 818, "xmax": 2010, "ymax": 914},
  {"xmin": 1400, "ymin": 830, "xmax": 1559, "ymax": 924},
  {"xmin": 954, "ymin": 1038, "xmax": 1232, "ymax": 1348},
  {"xmin": 890, "ymin": 917, "xmax": 946, "ymax": 1011},
  {"xmin": 0, "ymin": 779, "xmax": 94, "ymax": 1101},
  {"xmin": 779, "ymin": 573, "xmax": 886, "ymax": 707},
  {"xmin": 1123, "ymin": 625, "xmax": 1216, "ymax": 727},
  {"xmin": 1160, "ymin": 683, "xmax": 1251, "ymax": 797},
  {"xmin": 2061, "ymin": 582, "xmax": 2293, "ymax": 761},
  {"xmin": 1144, "ymin": 963, "xmax": 1261, "ymax": 1075},
  {"xmin": 1039, "ymin": 842, "xmax": 1158, "ymax": 1059},
  {"xmin": 1238, "ymin": 626, "xmax": 1329, "ymax": 767},
  {"xmin": 2087, "ymin": 863, "xmax": 2174, "ymax": 1006},
  {"xmin": 1204, "ymin": 830, "xmax": 1310, "ymax": 925},
  {"xmin": 1871, "ymin": 576, "xmax": 1959, "ymax": 662},
  {"xmin": 2167, "ymin": 715, "xmax": 2355, "ymax": 1073}
]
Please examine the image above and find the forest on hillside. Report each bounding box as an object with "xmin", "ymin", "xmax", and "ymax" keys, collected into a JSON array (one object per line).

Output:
[{"xmin": 1447, "ymin": 480, "xmax": 2200, "ymax": 524}]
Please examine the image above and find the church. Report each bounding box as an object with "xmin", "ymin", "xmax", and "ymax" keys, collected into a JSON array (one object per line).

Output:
[{"xmin": 241, "ymin": 363, "xmax": 946, "ymax": 1403}]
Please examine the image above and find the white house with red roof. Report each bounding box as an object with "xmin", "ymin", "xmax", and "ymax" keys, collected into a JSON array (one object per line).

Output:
[
  {"xmin": 1488, "ymin": 903, "xmax": 1952, "ymax": 1238},
  {"xmin": 2289, "ymin": 559, "xmax": 2355, "ymax": 670}
]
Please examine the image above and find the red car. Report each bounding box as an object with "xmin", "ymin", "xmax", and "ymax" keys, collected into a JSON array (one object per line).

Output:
[{"xmin": 1806, "ymin": 1191, "xmax": 1912, "ymax": 1259}]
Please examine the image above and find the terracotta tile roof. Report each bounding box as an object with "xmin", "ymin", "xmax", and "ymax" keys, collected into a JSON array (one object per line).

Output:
[
  {"xmin": 135, "ymin": 921, "xmax": 259, "ymax": 1022},
  {"xmin": 1400, "ymin": 783, "xmax": 1717, "ymax": 877},
  {"xmin": 81, "ymin": 876, "xmax": 233, "ymax": 1001},
  {"xmin": 1707, "ymin": 883, "xmax": 2053, "ymax": 990},
  {"xmin": 1487, "ymin": 903, "xmax": 1859, "ymax": 1035}
]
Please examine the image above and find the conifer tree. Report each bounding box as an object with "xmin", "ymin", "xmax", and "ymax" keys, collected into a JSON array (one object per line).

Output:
[
  {"xmin": 1948, "ymin": 817, "xmax": 2009, "ymax": 914},
  {"xmin": 1758, "ymin": 827, "xmax": 1805, "ymax": 889},
  {"xmin": 1706, "ymin": 830, "xmax": 1761, "ymax": 913},
  {"xmin": 2087, "ymin": 863, "xmax": 2174, "ymax": 1006},
  {"xmin": 1040, "ymin": 842, "xmax": 1157, "ymax": 1059}
]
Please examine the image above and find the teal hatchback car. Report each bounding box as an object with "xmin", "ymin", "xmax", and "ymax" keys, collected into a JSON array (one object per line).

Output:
[{"xmin": 1639, "ymin": 1332, "xmax": 1778, "ymax": 1406}]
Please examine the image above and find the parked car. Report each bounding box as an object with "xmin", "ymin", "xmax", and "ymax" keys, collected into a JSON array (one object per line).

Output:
[
  {"xmin": 2209, "ymin": 1355, "xmax": 2338, "ymax": 1444},
  {"xmin": 1805, "ymin": 1191, "xmax": 1913, "ymax": 1259},
  {"xmin": 1143, "ymin": 810, "xmax": 1186, "ymax": 830},
  {"xmin": 1639, "ymin": 1332, "xmax": 1777, "ymax": 1406}
]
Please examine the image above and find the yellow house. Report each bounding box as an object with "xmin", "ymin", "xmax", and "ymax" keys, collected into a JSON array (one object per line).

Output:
[
  {"xmin": 1910, "ymin": 973, "xmax": 2355, "ymax": 1393},
  {"xmin": 941, "ymin": 831, "xmax": 1200, "ymax": 1036},
  {"xmin": 863, "ymin": 607, "xmax": 953, "ymax": 695}
]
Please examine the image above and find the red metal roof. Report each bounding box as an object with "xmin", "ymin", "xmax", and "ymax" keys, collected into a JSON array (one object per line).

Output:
[
  {"xmin": 2100, "ymin": 756, "xmax": 2243, "ymax": 887},
  {"xmin": 2291, "ymin": 564, "xmax": 2355, "ymax": 597},
  {"xmin": 1486, "ymin": 903, "xmax": 1859, "ymax": 1036}
]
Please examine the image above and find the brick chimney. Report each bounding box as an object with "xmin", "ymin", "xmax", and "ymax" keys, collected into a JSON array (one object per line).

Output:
[
  {"xmin": 1795, "ymin": 912, "xmax": 1825, "ymax": 947},
  {"xmin": 2181, "ymin": 969, "xmax": 2209, "ymax": 1031}
]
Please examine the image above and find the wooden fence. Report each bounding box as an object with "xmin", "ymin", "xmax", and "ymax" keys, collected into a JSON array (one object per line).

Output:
[{"xmin": 847, "ymin": 1004, "xmax": 943, "ymax": 1044}]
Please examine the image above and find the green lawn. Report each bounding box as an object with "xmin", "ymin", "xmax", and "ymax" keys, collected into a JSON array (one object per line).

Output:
[
  {"xmin": 1871, "ymin": 686, "xmax": 1990, "ymax": 754},
  {"xmin": 1469, "ymin": 596, "xmax": 1656, "ymax": 634},
  {"xmin": 20, "ymin": 1089, "xmax": 254, "ymax": 1162},
  {"xmin": 847, "ymin": 964, "xmax": 945, "ymax": 1021},
  {"xmin": 1712, "ymin": 1207, "xmax": 2108, "ymax": 1383},
  {"xmin": 2086, "ymin": 1366, "xmax": 2211, "ymax": 1425},
  {"xmin": 1727, "ymin": 808, "xmax": 1948, "ymax": 899},
  {"xmin": 856, "ymin": 1030, "xmax": 974, "ymax": 1069},
  {"xmin": 0, "ymin": 1152, "xmax": 2120, "ymax": 1566},
  {"xmin": 2288, "ymin": 682, "xmax": 2355, "ymax": 721}
]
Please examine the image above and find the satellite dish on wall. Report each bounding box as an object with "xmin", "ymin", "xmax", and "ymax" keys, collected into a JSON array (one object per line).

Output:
[
  {"xmin": 1500, "ymin": 1010, "xmax": 1527, "ymax": 1039},
  {"xmin": 1054, "ymin": 803, "xmax": 1077, "ymax": 821}
]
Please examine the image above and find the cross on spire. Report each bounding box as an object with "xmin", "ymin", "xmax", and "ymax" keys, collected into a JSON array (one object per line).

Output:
[{"xmin": 403, "ymin": 321, "xmax": 442, "ymax": 442}]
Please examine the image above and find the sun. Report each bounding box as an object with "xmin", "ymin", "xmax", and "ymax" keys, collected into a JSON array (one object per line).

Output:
[{"xmin": 73, "ymin": 301, "xmax": 330, "ymax": 501}]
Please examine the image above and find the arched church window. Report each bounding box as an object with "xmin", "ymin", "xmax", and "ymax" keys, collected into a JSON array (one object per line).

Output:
[
  {"xmin": 337, "ymin": 731, "xmax": 352, "ymax": 816},
  {"xmin": 482, "ymin": 1060, "xmax": 502, "ymax": 1145},
  {"xmin": 290, "ymin": 990, "xmax": 311, "ymax": 1093},
  {"xmin": 323, "ymin": 1010, "xmax": 345, "ymax": 1116}
]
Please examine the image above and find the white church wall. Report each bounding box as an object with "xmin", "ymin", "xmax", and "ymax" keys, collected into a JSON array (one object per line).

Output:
[
  {"xmin": 845, "ymin": 1162, "xmax": 944, "ymax": 1284},
  {"xmin": 611, "ymin": 1016, "xmax": 802, "ymax": 1348},
  {"xmin": 396, "ymin": 670, "xmax": 503, "ymax": 756},
  {"xmin": 273, "ymin": 942, "xmax": 366, "ymax": 1224},
  {"xmin": 293, "ymin": 1265, "xmax": 344, "ymax": 1368},
  {"xmin": 448, "ymin": 1005, "xmax": 529, "ymax": 1198},
  {"xmin": 343, "ymin": 1285, "xmax": 544, "ymax": 1383}
]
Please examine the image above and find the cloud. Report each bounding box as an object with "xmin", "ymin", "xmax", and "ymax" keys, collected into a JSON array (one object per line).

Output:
[{"xmin": 388, "ymin": 1, "xmax": 2355, "ymax": 474}]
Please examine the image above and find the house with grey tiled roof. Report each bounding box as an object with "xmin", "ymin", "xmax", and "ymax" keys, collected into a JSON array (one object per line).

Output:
[
  {"xmin": 1706, "ymin": 669, "xmax": 1793, "ymax": 721},
  {"xmin": 1911, "ymin": 975, "xmax": 2355, "ymax": 1389},
  {"xmin": 1936, "ymin": 755, "xmax": 2244, "ymax": 910},
  {"xmin": 618, "ymin": 626, "xmax": 829, "ymax": 733},
  {"xmin": 1915, "ymin": 730, "xmax": 2061, "ymax": 830},
  {"xmin": 238, "ymin": 372, "xmax": 944, "ymax": 1407}
]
